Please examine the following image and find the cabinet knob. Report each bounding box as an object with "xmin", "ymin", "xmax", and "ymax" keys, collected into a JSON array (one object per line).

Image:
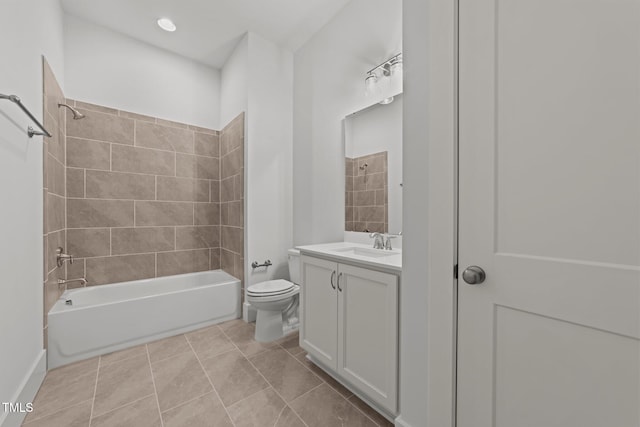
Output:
[
  {"xmin": 337, "ymin": 272, "xmax": 343, "ymax": 292},
  {"xmin": 330, "ymin": 271, "xmax": 336, "ymax": 290}
]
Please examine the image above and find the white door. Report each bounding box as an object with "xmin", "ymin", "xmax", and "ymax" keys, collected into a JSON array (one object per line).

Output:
[
  {"xmin": 337, "ymin": 264, "xmax": 398, "ymax": 413},
  {"xmin": 300, "ymin": 256, "xmax": 339, "ymax": 370},
  {"xmin": 458, "ymin": 0, "xmax": 640, "ymax": 426}
]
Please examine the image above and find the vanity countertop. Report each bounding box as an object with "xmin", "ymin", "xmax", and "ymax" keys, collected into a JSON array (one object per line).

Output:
[{"xmin": 296, "ymin": 242, "xmax": 402, "ymax": 273}]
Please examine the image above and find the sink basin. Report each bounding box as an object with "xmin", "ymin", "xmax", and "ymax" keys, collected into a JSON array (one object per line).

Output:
[{"xmin": 332, "ymin": 247, "xmax": 392, "ymax": 258}]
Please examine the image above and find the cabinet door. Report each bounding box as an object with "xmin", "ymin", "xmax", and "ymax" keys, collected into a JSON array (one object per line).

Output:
[
  {"xmin": 300, "ymin": 255, "xmax": 339, "ymax": 370},
  {"xmin": 337, "ymin": 263, "xmax": 398, "ymax": 413}
]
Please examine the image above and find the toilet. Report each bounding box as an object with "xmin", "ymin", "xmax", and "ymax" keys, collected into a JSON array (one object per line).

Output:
[{"xmin": 246, "ymin": 249, "xmax": 301, "ymax": 342}]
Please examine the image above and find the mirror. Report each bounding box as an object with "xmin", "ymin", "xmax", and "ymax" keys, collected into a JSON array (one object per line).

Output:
[{"xmin": 344, "ymin": 94, "xmax": 402, "ymax": 234}]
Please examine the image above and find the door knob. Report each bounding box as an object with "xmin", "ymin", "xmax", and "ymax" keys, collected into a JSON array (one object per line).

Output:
[{"xmin": 462, "ymin": 266, "xmax": 486, "ymax": 285}]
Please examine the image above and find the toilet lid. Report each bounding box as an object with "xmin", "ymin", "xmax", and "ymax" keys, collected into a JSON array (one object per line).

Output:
[{"xmin": 247, "ymin": 279, "xmax": 295, "ymax": 296}]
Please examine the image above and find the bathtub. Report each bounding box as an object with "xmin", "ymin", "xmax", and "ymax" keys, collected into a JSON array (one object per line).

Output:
[{"xmin": 48, "ymin": 270, "xmax": 241, "ymax": 369}]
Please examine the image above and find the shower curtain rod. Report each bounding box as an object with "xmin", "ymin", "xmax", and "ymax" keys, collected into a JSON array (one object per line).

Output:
[{"xmin": 0, "ymin": 93, "xmax": 52, "ymax": 138}]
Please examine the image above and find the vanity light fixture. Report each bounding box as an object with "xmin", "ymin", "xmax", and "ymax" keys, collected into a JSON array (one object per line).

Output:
[
  {"xmin": 157, "ymin": 17, "xmax": 177, "ymax": 32},
  {"xmin": 364, "ymin": 53, "xmax": 403, "ymax": 104}
]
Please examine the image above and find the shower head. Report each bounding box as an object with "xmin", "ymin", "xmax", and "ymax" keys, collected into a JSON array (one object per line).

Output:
[{"xmin": 58, "ymin": 103, "xmax": 86, "ymax": 120}]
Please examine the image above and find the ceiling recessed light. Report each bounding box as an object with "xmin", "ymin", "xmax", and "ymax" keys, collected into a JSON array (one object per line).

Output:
[{"xmin": 157, "ymin": 18, "xmax": 176, "ymax": 32}]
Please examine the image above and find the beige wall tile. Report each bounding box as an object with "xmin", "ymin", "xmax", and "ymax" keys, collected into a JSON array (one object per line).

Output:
[
  {"xmin": 67, "ymin": 258, "xmax": 85, "ymax": 280},
  {"xmin": 194, "ymin": 132, "xmax": 220, "ymax": 157},
  {"xmin": 47, "ymin": 193, "xmax": 65, "ymax": 232},
  {"xmin": 66, "ymin": 168, "xmax": 85, "ymax": 198},
  {"xmin": 365, "ymin": 172, "xmax": 386, "ymax": 190},
  {"xmin": 135, "ymin": 121, "xmax": 194, "ymax": 154},
  {"xmin": 196, "ymin": 179, "xmax": 210, "ymax": 202},
  {"xmin": 67, "ymin": 137, "xmax": 110, "ymax": 170},
  {"xmin": 176, "ymin": 226, "xmax": 220, "ymax": 250},
  {"xmin": 86, "ymin": 254, "xmax": 155, "ymax": 286},
  {"xmin": 47, "ymin": 119, "xmax": 64, "ymax": 164},
  {"xmin": 221, "ymin": 148, "xmax": 243, "ymax": 179},
  {"xmin": 73, "ymin": 100, "xmax": 119, "ymax": 115},
  {"xmin": 234, "ymin": 170, "xmax": 244, "ymax": 200},
  {"xmin": 156, "ymin": 118, "xmax": 189, "ymax": 129},
  {"xmin": 354, "ymin": 190, "xmax": 376, "ymax": 206},
  {"xmin": 228, "ymin": 201, "xmax": 243, "ymax": 227},
  {"xmin": 156, "ymin": 176, "xmax": 198, "ymax": 202},
  {"xmin": 86, "ymin": 170, "xmax": 155, "ymax": 200},
  {"xmin": 46, "ymin": 153, "xmax": 65, "ymax": 197},
  {"xmin": 119, "ymin": 110, "xmax": 156, "ymax": 122},
  {"xmin": 111, "ymin": 227, "xmax": 175, "ymax": 255},
  {"xmin": 67, "ymin": 108, "xmax": 134, "ymax": 145},
  {"xmin": 195, "ymin": 203, "xmax": 220, "ymax": 226},
  {"xmin": 188, "ymin": 124, "xmax": 218, "ymax": 135},
  {"xmin": 221, "ymin": 249, "xmax": 234, "ymax": 276},
  {"xmin": 210, "ymin": 180, "xmax": 220, "ymax": 203},
  {"xmin": 68, "ymin": 199, "xmax": 134, "ymax": 228},
  {"xmin": 176, "ymin": 153, "xmax": 196, "ymax": 178},
  {"xmin": 196, "ymin": 155, "xmax": 219, "ymax": 180},
  {"xmin": 157, "ymin": 250, "xmax": 210, "ymax": 277},
  {"xmin": 210, "ymin": 248, "xmax": 221, "ymax": 270},
  {"xmin": 67, "ymin": 228, "xmax": 110, "ymax": 258},
  {"xmin": 135, "ymin": 201, "xmax": 193, "ymax": 226},
  {"xmin": 112, "ymin": 144, "xmax": 175, "ymax": 176},
  {"xmin": 222, "ymin": 227, "xmax": 243, "ymax": 255},
  {"xmin": 221, "ymin": 177, "xmax": 234, "ymax": 202}
]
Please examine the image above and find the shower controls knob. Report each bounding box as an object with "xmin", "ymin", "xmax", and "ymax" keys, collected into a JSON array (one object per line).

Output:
[{"xmin": 462, "ymin": 266, "xmax": 486, "ymax": 285}]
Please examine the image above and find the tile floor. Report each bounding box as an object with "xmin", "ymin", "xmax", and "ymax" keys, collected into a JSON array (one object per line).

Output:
[{"xmin": 23, "ymin": 319, "xmax": 393, "ymax": 427}]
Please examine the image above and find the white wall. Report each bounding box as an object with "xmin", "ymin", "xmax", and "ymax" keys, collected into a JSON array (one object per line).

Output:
[
  {"xmin": 0, "ymin": 1, "xmax": 65, "ymax": 425},
  {"xmin": 64, "ymin": 14, "xmax": 221, "ymax": 129},
  {"xmin": 398, "ymin": 0, "xmax": 457, "ymax": 426},
  {"xmin": 220, "ymin": 32, "xmax": 293, "ymax": 297},
  {"xmin": 293, "ymin": 0, "xmax": 402, "ymax": 246},
  {"xmin": 245, "ymin": 33, "xmax": 294, "ymax": 286},
  {"xmin": 220, "ymin": 34, "xmax": 248, "ymax": 129},
  {"xmin": 345, "ymin": 96, "xmax": 403, "ymax": 233}
]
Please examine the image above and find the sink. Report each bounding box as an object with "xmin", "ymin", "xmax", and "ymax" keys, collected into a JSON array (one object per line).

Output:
[{"xmin": 332, "ymin": 247, "xmax": 392, "ymax": 258}]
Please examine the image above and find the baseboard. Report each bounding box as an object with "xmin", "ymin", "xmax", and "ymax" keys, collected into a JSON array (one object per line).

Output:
[
  {"xmin": 0, "ymin": 350, "xmax": 46, "ymax": 427},
  {"xmin": 394, "ymin": 416, "xmax": 413, "ymax": 427}
]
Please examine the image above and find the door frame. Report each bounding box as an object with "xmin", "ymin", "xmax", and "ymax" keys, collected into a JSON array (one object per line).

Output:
[{"xmin": 399, "ymin": 1, "xmax": 459, "ymax": 427}]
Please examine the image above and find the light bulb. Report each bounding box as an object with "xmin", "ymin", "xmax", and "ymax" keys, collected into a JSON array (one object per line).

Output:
[
  {"xmin": 365, "ymin": 73, "xmax": 378, "ymax": 97},
  {"xmin": 157, "ymin": 18, "xmax": 177, "ymax": 32}
]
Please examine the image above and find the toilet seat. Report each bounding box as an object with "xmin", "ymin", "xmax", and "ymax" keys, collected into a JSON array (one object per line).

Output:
[
  {"xmin": 246, "ymin": 285, "xmax": 300, "ymax": 303},
  {"xmin": 247, "ymin": 279, "xmax": 295, "ymax": 297}
]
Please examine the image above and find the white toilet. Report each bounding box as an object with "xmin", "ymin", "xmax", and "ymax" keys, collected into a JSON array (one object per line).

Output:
[{"xmin": 246, "ymin": 249, "xmax": 301, "ymax": 342}]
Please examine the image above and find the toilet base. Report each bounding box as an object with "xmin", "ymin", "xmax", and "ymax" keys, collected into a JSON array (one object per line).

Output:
[{"xmin": 255, "ymin": 310, "xmax": 285, "ymax": 342}]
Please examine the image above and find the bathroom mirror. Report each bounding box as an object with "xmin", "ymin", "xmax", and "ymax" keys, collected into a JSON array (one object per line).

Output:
[{"xmin": 344, "ymin": 94, "xmax": 402, "ymax": 234}]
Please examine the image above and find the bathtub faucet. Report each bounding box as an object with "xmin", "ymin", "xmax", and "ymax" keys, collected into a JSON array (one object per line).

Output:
[{"xmin": 57, "ymin": 278, "xmax": 87, "ymax": 290}]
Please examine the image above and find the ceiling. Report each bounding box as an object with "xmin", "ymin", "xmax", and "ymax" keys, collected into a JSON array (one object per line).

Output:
[{"xmin": 60, "ymin": 0, "xmax": 352, "ymax": 68}]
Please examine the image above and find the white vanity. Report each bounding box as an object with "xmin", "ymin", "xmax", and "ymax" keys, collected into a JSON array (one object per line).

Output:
[{"xmin": 297, "ymin": 242, "xmax": 401, "ymax": 420}]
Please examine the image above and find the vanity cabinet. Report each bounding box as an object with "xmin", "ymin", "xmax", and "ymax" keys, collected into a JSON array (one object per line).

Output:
[{"xmin": 300, "ymin": 255, "xmax": 399, "ymax": 414}]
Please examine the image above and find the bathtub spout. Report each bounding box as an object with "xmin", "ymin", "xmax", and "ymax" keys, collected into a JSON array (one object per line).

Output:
[{"xmin": 58, "ymin": 278, "xmax": 87, "ymax": 290}]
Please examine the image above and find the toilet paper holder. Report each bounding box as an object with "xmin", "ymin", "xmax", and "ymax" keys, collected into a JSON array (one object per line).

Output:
[{"xmin": 251, "ymin": 260, "xmax": 273, "ymax": 269}]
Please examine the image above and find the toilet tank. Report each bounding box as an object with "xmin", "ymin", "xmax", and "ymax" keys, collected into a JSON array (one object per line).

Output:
[{"xmin": 288, "ymin": 249, "xmax": 301, "ymax": 284}]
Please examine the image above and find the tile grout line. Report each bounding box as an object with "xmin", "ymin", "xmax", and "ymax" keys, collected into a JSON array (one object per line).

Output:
[
  {"xmin": 272, "ymin": 405, "xmax": 287, "ymax": 427},
  {"xmin": 145, "ymin": 344, "xmax": 166, "ymax": 427},
  {"xmin": 184, "ymin": 333, "xmax": 238, "ymax": 427},
  {"xmin": 87, "ymin": 355, "xmax": 101, "ymax": 426},
  {"xmin": 219, "ymin": 326, "xmax": 312, "ymax": 427},
  {"xmin": 90, "ymin": 393, "xmax": 156, "ymax": 423}
]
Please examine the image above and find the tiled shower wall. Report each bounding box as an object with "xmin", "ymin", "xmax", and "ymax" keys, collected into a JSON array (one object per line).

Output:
[
  {"xmin": 220, "ymin": 113, "xmax": 245, "ymax": 289},
  {"xmin": 345, "ymin": 151, "xmax": 388, "ymax": 233},
  {"xmin": 63, "ymin": 100, "xmax": 244, "ymax": 286},
  {"xmin": 43, "ymin": 59, "xmax": 67, "ymax": 349}
]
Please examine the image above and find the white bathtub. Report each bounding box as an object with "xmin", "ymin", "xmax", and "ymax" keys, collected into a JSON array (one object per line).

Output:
[{"xmin": 48, "ymin": 270, "xmax": 241, "ymax": 369}]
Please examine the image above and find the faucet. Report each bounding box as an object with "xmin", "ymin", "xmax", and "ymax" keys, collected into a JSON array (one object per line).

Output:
[
  {"xmin": 370, "ymin": 233, "xmax": 385, "ymax": 249},
  {"xmin": 384, "ymin": 231, "xmax": 402, "ymax": 250},
  {"xmin": 57, "ymin": 278, "xmax": 87, "ymax": 290},
  {"xmin": 55, "ymin": 247, "xmax": 74, "ymax": 268}
]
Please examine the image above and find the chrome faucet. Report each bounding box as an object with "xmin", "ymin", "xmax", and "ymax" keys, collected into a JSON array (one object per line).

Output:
[
  {"xmin": 55, "ymin": 247, "xmax": 74, "ymax": 268},
  {"xmin": 57, "ymin": 278, "xmax": 87, "ymax": 290},
  {"xmin": 370, "ymin": 233, "xmax": 385, "ymax": 249},
  {"xmin": 384, "ymin": 231, "xmax": 402, "ymax": 250}
]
